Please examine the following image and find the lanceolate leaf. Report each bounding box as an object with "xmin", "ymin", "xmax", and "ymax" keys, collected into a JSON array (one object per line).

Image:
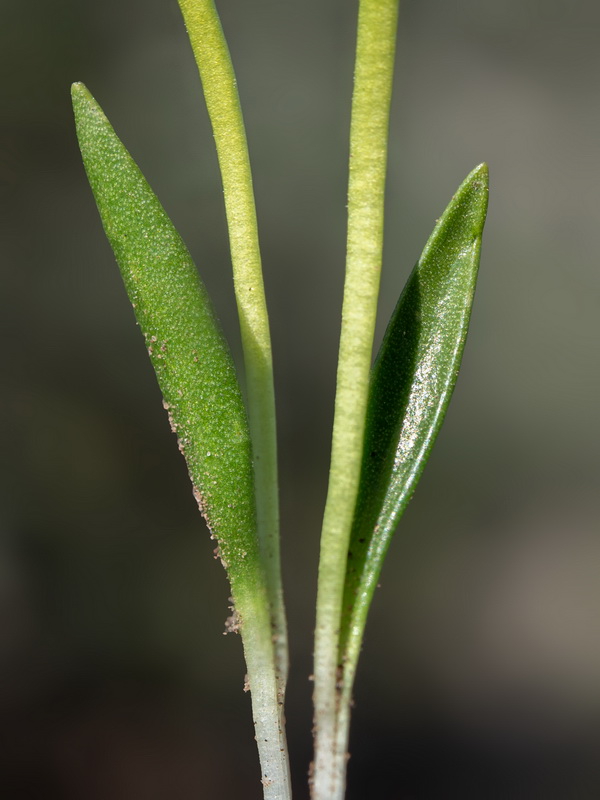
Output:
[
  {"xmin": 71, "ymin": 83, "xmax": 289, "ymax": 796},
  {"xmin": 339, "ymin": 163, "xmax": 489, "ymax": 686},
  {"xmin": 72, "ymin": 82, "xmax": 257, "ymax": 584}
]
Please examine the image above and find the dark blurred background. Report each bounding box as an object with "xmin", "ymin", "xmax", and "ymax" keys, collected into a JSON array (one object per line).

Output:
[{"xmin": 2, "ymin": 0, "xmax": 599, "ymax": 797}]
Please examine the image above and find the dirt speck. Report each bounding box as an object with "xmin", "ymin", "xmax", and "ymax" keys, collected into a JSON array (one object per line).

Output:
[
  {"xmin": 224, "ymin": 607, "xmax": 241, "ymax": 635},
  {"xmin": 167, "ymin": 411, "xmax": 178, "ymax": 434}
]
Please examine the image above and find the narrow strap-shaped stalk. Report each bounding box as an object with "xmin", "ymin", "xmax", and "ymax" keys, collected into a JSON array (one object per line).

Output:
[
  {"xmin": 176, "ymin": 1, "xmax": 287, "ymax": 701},
  {"xmin": 312, "ymin": 1, "xmax": 400, "ymax": 798}
]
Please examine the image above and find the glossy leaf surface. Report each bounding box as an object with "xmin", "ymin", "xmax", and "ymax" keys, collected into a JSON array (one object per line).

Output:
[{"xmin": 339, "ymin": 163, "xmax": 489, "ymax": 678}]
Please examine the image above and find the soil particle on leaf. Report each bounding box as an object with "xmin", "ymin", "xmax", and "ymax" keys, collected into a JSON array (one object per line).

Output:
[
  {"xmin": 224, "ymin": 605, "xmax": 240, "ymax": 635},
  {"xmin": 166, "ymin": 410, "xmax": 178, "ymax": 434}
]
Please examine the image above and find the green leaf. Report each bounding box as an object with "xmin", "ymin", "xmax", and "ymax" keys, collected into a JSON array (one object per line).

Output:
[
  {"xmin": 339, "ymin": 163, "xmax": 489, "ymax": 684},
  {"xmin": 71, "ymin": 82, "xmax": 289, "ymax": 796},
  {"xmin": 72, "ymin": 81, "xmax": 259, "ymax": 586}
]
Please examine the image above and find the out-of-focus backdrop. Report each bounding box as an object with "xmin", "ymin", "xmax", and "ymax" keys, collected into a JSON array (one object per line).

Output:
[{"xmin": 2, "ymin": 0, "xmax": 599, "ymax": 797}]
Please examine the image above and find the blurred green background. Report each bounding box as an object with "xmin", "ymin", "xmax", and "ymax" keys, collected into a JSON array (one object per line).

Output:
[{"xmin": 1, "ymin": 0, "xmax": 599, "ymax": 797}]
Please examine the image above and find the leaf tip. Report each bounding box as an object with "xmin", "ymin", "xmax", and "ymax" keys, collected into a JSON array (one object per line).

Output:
[
  {"xmin": 463, "ymin": 162, "xmax": 489, "ymax": 197},
  {"xmin": 452, "ymin": 162, "xmax": 489, "ymax": 233},
  {"xmin": 467, "ymin": 163, "xmax": 489, "ymax": 206},
  {"xmin": 471, "ymin": 162, "xmax": 489, "ymax": 183},
  {"xmin": 71, "ymin": 81, "xmax": 89, "ymax": 104},
  {"xmin": 71, "ymin": 83, "xmax": 94, "ymax": 129}
]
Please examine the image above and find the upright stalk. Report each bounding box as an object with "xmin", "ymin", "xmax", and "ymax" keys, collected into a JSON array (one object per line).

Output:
[
  {"xmin": 177, "ymin": 1, "xmax": 289, "ymax": 796},
  {"xmin": 312, "ymin": 2, "xmax": 399, "ymax": 798}
]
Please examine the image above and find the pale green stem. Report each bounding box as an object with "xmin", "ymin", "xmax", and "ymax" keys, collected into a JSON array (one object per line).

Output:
[
  {"xmin": 177, "ymin": 0, "xmax": 286, "ymax": 690},
  {"xmin": 177, "ymin": 1, "xmax": 289, "ymax": 797},
  {"xmin": 235, "ymin": 585, "xmax": 292, "ymax": 800},
  {"xmin": 312, "ymin": 2, "xmax": 400, "ymax": 799}
]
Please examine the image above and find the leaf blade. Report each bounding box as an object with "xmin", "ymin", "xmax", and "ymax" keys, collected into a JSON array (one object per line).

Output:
[
  {"xmin": 339, "ymin": 162, "xmax": 489, "ymax": 688},
  {"xmin": 72, "ymin": 81, "xmax": 257, "ymax": 576},
  {"xmin": 71, "ymin": 82, "xmax": 290, "ymax": 794}
]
